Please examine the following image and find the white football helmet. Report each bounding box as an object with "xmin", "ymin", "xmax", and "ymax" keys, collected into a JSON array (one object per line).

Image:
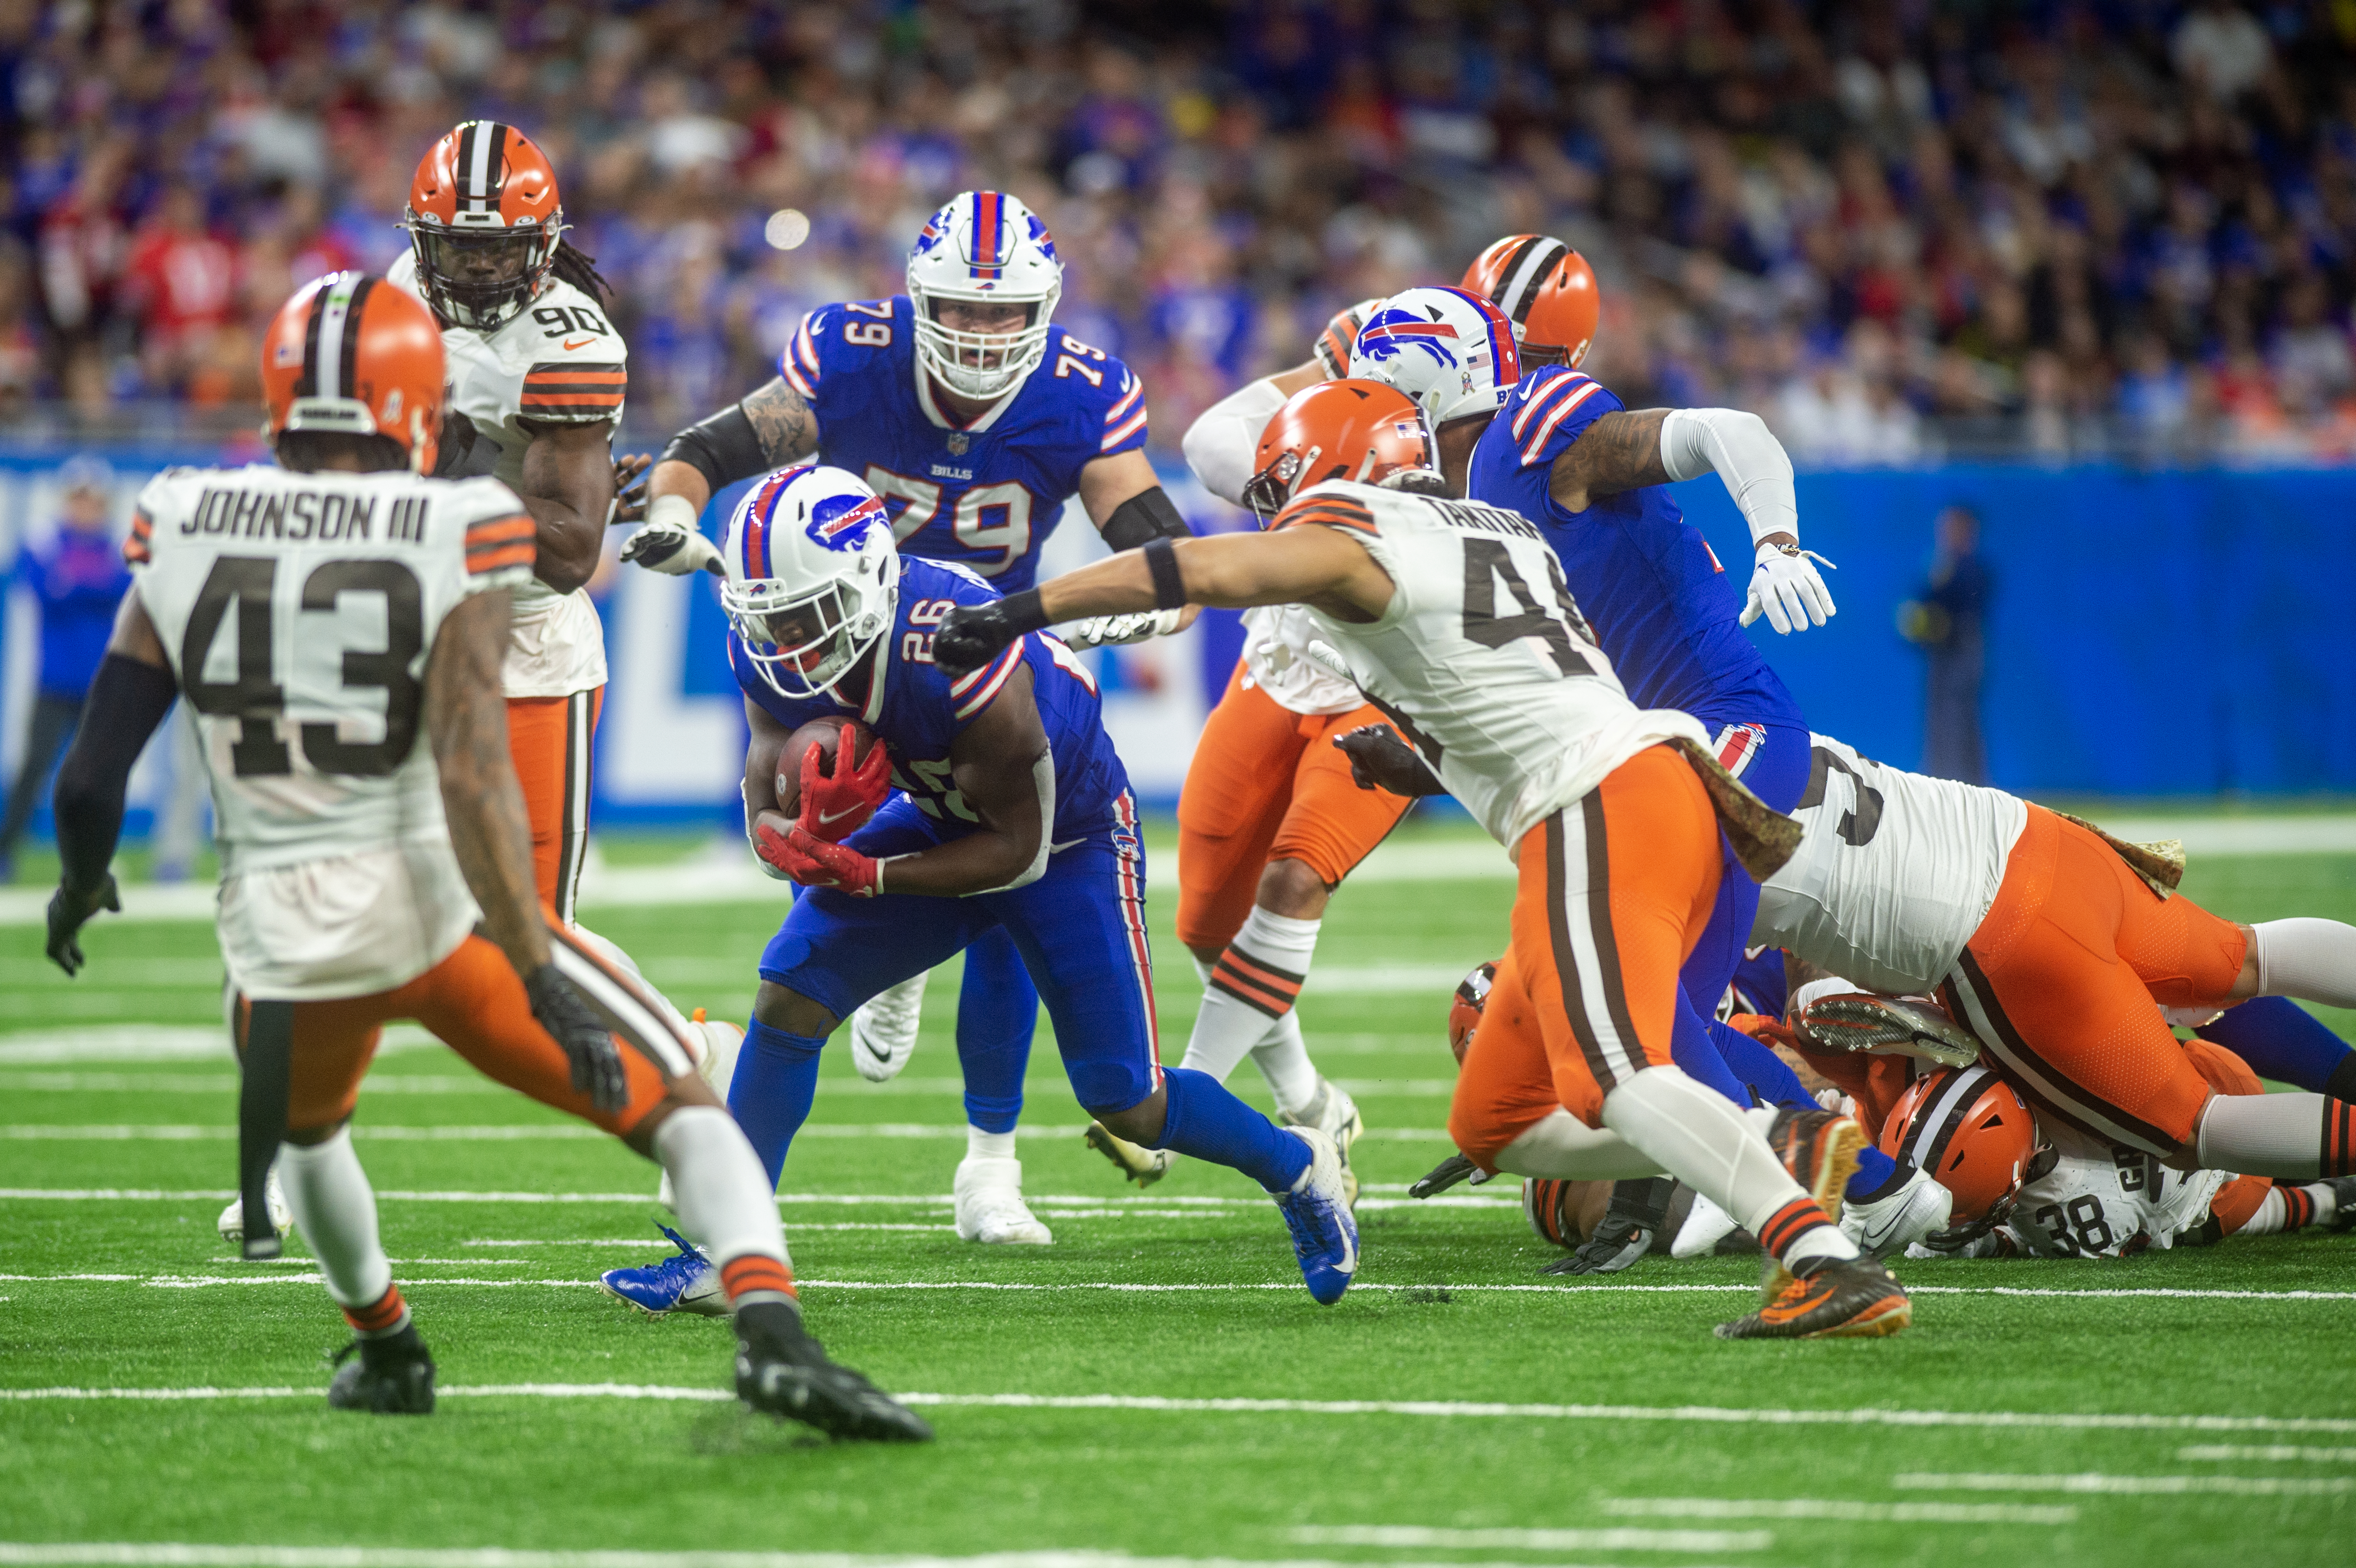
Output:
[
  {"xmin": 722, "ymin": 464, "xmax": 901, "ymax": 701},
  {"xmin": 1346, "ymin": 285, "xmax": 1523, "ymax": 429},
  {"xmin": 906, "ymin": 190, "xmax": 1063, "ymax": 400}
]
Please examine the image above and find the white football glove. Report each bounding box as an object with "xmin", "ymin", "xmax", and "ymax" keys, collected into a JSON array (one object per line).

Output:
[
  {"xmin": 621, "ymin": 494, "xmax": 725, "ymax": 577},
  {"xmin": 1061, "ymin": 608, "xmax": 1183, "ymax": 649},
  {"xmin": 1741, "ymin": 541, "xmax": 1837, "ymax": 634}
]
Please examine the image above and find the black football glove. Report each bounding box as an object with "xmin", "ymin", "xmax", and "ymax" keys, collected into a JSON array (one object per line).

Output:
[
  {"xmin": 44, "ymin": 874, "xmax": 120, "ymax": 977},
  {"xmin": 934, "ymin": 590, "xmax": 1048, "ymax": 679},
  {"xmin": 1408, "ymin": 1152, "xmax": 1491, "ymax": 1199},
  {"xmin": 1332, "ymin": 724, "xmax": 1443, "ymax": 797},
  {"xmin": 523, "ymin": 963, "xmax": 629, "ymax": 1113}
]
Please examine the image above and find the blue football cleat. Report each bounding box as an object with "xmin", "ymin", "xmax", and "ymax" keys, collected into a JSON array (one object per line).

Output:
[
  {"xmin": 596, "ymin": 1222, "xmax": 727, "ymax": 1317},
  {"xmin": 1275, "ymin": 1126, "xmax": 1358, "ymax": 1305}
]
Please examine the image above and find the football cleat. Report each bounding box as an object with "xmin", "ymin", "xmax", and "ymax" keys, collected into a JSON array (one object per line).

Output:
[
  {"xmin": 1715, "ymin": 1254, "xmax": 1911, "ymax": 1340},
  {"xmin": 1840, "ymin": 1166, "xmax": 1955, "ymax": 1258},
  {"xmin": 691, "ymin": 1011, "xmax": 745, "ymax": 1094},
  {"xmin": 596, "ymin": 1223, "xmax": 728, "ymax": 1317},
  {"xmin": 1759, "ymin": 1105, "xmax": 1867, "ymax": 1298},
  {"xmin": 2327, "ymin": 1175, "xmax": 2356, "ymax": 1233},
  {"xmin": 217, "ymin": 1168, "xmax": 292, "ymax": 1248},
  {"xmin": 1796, "ymin": 991, "xmax": 1982, "ymax": 1070},
  {"xmin": 1543, "ymin": 1177, "xmax": 1671, "ymax": 1275},
  {"xmin": 848, "ymin": 972, "xmax": 926, "ymax": 1083},
  {"xmin": 1085, "ymin": 1121, "xmax": 1174, "ymax": 1186},
  {"xmin": 953, "ymin": 1155, "xmax": 1053, "ymax": 1245},
  {"xmin": 1275, "ymin": 1126, "xmax": 1359, "ymax": 1305},
  {"xmin": 1671, "ymin": 1191, "xmax": 1742, "ymax": 1259},
  {"xmin": 327, "ymin": 1326, "xmax": 437, "ymax": 1414},
  {"xmin": 1280, "ymin": 1079, "xmax": 1365, "ymax": 1210},
  {"xmin": 735, "ymin": 1308, "xmax": 934, "ymax": 1442}
]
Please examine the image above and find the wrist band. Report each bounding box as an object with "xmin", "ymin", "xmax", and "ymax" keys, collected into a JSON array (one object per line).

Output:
[
  {"xmin": 997, "ymin": 587, "xmax": 1052, "ymax": 639},
  {"xmin": 1143, "ymin": 535, "xmax": 1187, "ymax": 610}
]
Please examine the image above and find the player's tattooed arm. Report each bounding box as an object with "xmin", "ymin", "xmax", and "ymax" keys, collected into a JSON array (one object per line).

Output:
[
  {"xmin": 644, "ymin": 377, "xmax": 819, "ymax": 523},
  {"xmin": 1546, "ymin": 408, "xmax": 1671, "ymax": 514},
  {"xmin": 425, "ymin": 589, "xmax": 552, "ymax": 977},
  {"xmin": 742, "ymin": 377, "xmax": 819, "ymax": 467},
  {"xmin": 515, "ymin": 417, "xmax": 617, "ymax": 595}
]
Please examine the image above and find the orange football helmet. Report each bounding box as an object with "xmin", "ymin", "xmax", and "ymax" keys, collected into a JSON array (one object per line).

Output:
[
  {"xmin": 261, "ymin": 272, "xmax": 446, "ymax": 473},
  {"xmin": 1524, "ymin": 1177, "xmax": 1582, "ymax": 1249},
  {"xmin": 1462, "ymin": 234, "xmax": 1599, "ymax": 369},
  {"xmin": 1878, "ymin": 1065, "xmax": 2038, "ymax": 1224},
  {"xmin": 1242, "ymin": 379, "xmax": 1438, "ymax": 521},
  {"xmin": 404, "ymin": 120, "xmax": 564, "ymax": 330},
  {"xmin": 1448, "ymin": 959, "xmax": 1497, "ymax": 1065}
]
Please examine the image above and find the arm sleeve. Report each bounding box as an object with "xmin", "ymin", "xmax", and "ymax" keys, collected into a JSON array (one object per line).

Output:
[
  {"xmin": 1180, "ymin": 376, "xmax": 1289, "ymax": 508},
  {"xmin": 1658, "ymin": 407, "xmax": 1800, "ymax": 547},
  {"xmin": 53, "ymin": 651, "xmax": 180, "ymax": 895}
]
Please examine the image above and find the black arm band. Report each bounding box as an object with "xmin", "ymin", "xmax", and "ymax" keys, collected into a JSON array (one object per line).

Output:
[
  {"xmin": 1100, "ymin": 486, "xmax": 1192, "ymax": 552},
  {"xmin": 996, "ymin": 588, "xmax": 1052, "ymax": 639},
  {"xmin": 54, "ymin": 652, "xmax": 180, "ymax": 896},
  {"xmin": 1142, "ymin": 536, "xmax": 1187, "ymax": 610},
  {"xmin": 659, "ymin": 403, "xmax": 771, "ymax": 494}
]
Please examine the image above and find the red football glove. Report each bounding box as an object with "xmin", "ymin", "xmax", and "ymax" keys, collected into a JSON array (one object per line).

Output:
[
  {"xmin": 754, "ymin": 816, "xmax": 883, "ymax": 897},
  {"xmin": 797, "ymin": 723, "xmax": 893, "ymax": 843}
]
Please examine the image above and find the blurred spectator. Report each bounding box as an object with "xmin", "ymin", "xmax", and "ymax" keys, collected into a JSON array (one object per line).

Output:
[
  {"xmin": 1899, "ymin": 504, "xmax": 1993, "ymax": 786},
  {"xmin": 0, "ymin": 459, "xmax": 127, "ymax": 880}
]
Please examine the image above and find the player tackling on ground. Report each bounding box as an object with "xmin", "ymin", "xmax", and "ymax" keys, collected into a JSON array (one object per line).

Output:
[{"xmin": 39, "ymin": 272, "xmax": 927, "ymax": 1441}]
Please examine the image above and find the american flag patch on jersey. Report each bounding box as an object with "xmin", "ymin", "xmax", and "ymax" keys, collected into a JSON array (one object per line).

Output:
[
  {"xmin": 1712, "ymin": 721, "xmax": 1768, "ymax": 779},
  {"xmin": 520, "ymin": 361, "xmax": 626, "ymax": 420}
]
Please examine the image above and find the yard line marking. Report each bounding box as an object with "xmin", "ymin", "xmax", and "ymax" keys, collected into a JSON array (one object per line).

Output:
[
  {"xmin": 2177, "ymin": 1444, "xmax": 2356, "ymax": 1463},
  {"xmin": 1288, "ymin": 1526, "xmax": 1771, "ymax": 1552},
  {"xmin": 0, "ymin": 1122, "xmax": 1455, "ymax": 1144},
  {"xmin": 0, "ymin": 1026, "xmax": 439, "ymax": 1064},
  {"xmin": 2, "ymin": 1385, "xmax": 2351, "ymax": 1436},
  {"xmin": 0, "ymin": 1548, "xmax": 1705, "ymax": 1568},
  {"xmin": 1600, "ymin": 1499, "xmax": 2076, "ymax": 1525},
  {"xmin": 0, "ymin": 1074, "xmax": 500, "ymax": 1095},
  {"xmin": 0, "ymin": 1188, "xmax": 1519, "ymax": 1211},
  {"xmin": 1891, "ymin": 1471, "xmax": 2356, "ymax": 1497}
]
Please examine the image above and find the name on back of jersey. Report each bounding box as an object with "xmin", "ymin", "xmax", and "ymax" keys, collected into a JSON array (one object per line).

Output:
[{"xmin": 175, "ymin": 480, "xmax": 433, "ymax": 547}]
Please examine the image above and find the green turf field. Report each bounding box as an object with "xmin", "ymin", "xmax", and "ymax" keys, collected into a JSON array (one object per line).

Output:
[{"xmin": 1, "ymin": 821, "xmax": 2351, "ymax": 1568}]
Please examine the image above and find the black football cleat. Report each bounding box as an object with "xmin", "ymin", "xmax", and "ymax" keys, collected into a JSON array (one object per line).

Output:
[
  {"xmin": 2328, "ymin": 1175, "xmax": 2356, "ymax": 1233},
  {"xmin": 327, "ymin": 1326, "xmax": 437, "ymax": 1414},
  {"xmin": 736, "ymin": 1313, "xmax": 933, "ymax": 1443},
  {"xmin": 1715, "ymin": 1254, "xmax": 1911, "ymax": 1340}
]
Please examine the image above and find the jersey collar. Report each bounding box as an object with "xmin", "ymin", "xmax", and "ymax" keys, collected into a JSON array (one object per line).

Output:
[{"xmin": 914, "ymin": 360, "xmax": 1028, "ymax": 435}]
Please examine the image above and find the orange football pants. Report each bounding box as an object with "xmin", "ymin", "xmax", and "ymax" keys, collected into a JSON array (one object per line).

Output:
[
  {"xmin": 1941, "ymin": 804, "xmax": 2250, "ymax": 1158},
  {"xmin": 1449, "ymin": 745, "xmax": 1724, "ymax": 1168},
  {"xmin": 507, "ymin": 687, "xmax": 602, "ymax": 926},
  {"xmin": 231, "ymin": 920, "xmax": 694, "ymax": 1139},
  {"xmin": 1175, "ymin": 663, "xmax": 1413, "ymax": 954}
]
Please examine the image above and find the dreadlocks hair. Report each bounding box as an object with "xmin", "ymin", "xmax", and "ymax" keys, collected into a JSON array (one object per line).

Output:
[{"xmin": 551, "ymin": 239, "xmax": 611, "ymax": 304}]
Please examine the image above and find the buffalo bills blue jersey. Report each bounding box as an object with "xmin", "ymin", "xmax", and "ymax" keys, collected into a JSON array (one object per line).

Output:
[
  {"xmin": 1467, "ymin": 366, "xmax": 1801, "ymax": 727},
  {"xmin": 730, "ymin": 552, "xmax": 1126, "ymax": 846},
  {"xmin": 780, "ymin": 295, "xmax": 1148, "ymax": 592}
]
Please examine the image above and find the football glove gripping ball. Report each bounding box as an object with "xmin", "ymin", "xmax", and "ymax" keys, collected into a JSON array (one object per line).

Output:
[
  {"xmin": 797, "ymin": 723, "xmax": 892, "ymax": 844},
  {"xmin": 756, "ymin": 817, "xmax": 883, "ymax": 897},
  {"xmin": 524, "ymin": 963, "xmax": 630, "ymax": 1113}
]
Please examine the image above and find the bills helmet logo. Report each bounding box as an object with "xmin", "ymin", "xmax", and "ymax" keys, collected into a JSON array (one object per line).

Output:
[
  {"xmin": 1354, "ymin": 307, "xmax": 1461, "ymax": 369},
  {"xmin": 1026, "ymin": 212, "xmax": 1058, "ymax": 263},
  {"xmin": 808, "ymin": 491, "xmax": 887, "ymax": 550}
]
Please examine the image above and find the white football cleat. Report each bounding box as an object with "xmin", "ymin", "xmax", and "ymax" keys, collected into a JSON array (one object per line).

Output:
[
  {"xmin": 217, "ymin": 1168, "xmax": 292, "ymax": 1247},
  {"xmin": 850, "ymin": 971, "xmax": 927, "ymax": 1083},
  {"xmin": 1671, "ymin": 1190, "xmax": 1740, "ymax": 1259},
  {"xmin": 1280, "ymin": 1078, "xmax": 1365, "ymax": 1210},
  {"xmin": 953, "ymin": 1156, "xmax": 1053, "ymax": 1245},
  {"xmin": 1840, "ymin": 1166, "xmax": 1954, "ymax": 1258},
  {"xmin": 694, "ymin": 1014, "xmax": 745, "ymax": 1094}
]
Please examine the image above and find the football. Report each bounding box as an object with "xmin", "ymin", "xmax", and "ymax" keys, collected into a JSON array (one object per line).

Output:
[{"xmin": 774, "ymin": 716, "xmax": 883, "ymax": 819}]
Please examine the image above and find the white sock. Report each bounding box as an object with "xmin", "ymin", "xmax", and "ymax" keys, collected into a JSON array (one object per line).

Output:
[
  {"xmin": 1600, "ymin": 1067, "xmax": 1859, "ymax": 1264},
  {"xmin": 2252, "ymin": 919, "xmax": 2356, "ymax": 1009},
  {"xmin": 967, "ymin": 1125, "xmax": 1017, "ymax": 1160},
  {"xmin": 1251, "ymin": 1010, "xmax": 1324, "ymax": 1117},
  {"xmin": 2196, "ymin": 1091, "xmax": 2339, "ymax": 1178},
  {"xmin": 653, "ymin": 1105, "xmax": 792, "ymax": 1302},
  {"xmin": 2241, "ymin": 1187, "xmax": 2292, "ymax": 1236},
  {"xmin": 1180, "ymin": 906, "xmax": 1320, "ymax": 1082},
  {"xmin": 278, "ymin": 1127, "xmax": 393, "ymax": 1313}
]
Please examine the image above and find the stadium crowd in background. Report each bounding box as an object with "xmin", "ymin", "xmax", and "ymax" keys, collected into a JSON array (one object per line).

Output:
[{"xmin": 2, "ymin": 0, "xmax": 2355, "ymax": 464}]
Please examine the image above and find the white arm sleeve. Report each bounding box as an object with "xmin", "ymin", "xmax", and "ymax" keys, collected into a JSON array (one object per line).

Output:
[
  {"xmin": 1181, "ymin": 377, "xmax": 1289, "ymax": 509},
  {"xmin": 1659, "ymin": 407, "xmax": 1800, "ymax": 547}
]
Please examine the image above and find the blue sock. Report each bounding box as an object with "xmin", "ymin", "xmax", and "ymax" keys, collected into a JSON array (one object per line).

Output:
[
  {"xmin": 2197, "ymin": 996, "xmax": 2356, "ymax": 1097},
  {"xmin": 956, "ymin": 931, "xmax": 1037, "ymax": 1135},
  {"xmin": 1143, "ymin": 1066, "xmax": 1313, "ymax": 1192},
  {"xmin": 1848, "ymin": 1145, "xmax": 1902, "ymax": 1201},
  {"xmin": 728, "ymin": 1018, "xmax": 825, "ymax": 1189}
]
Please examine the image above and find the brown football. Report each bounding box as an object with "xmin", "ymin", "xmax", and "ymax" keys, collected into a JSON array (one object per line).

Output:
[{"xmin": 774, "ymin": 717, "xmax": 881, "ymax": 817}]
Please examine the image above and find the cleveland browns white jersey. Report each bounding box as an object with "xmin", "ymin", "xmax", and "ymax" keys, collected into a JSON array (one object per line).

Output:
[
  {"xmin": 128, "ymin": 464, "xmax": 535, "ymax": 1000},
  {"xmin": 1239, "ymin": 603, "xmax": 1361, "ymax": 715},
  {"xmin": 1752, "ymin": 733, "xmax": 2028, "ymax": 995},
  {"xmin": 387, "ymin": 252, "xmax": 623, "ymax": 699},
  {"xmin": 1274, "ymin": 479, "xmax": 1705, "ymax": 848}
]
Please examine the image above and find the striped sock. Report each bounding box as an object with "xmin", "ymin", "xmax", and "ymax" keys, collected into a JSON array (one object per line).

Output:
[
  {"xmin": 1757, "ymin": 1197, "xmax": 1845, "ymax": 1267},
  {"xmin": 1180, "ymin": 907, "xmax": 1320, "ymax": 1084},
  {"xmin": 342, "ymin": 1283, "xmax": 410, "ymax": 1340},
  {"xmin": 719, "ymin": 1253, "xmax": 798, "ymax": 1308},
  {"xmin": 2280, "ymin": 1185, "xmax": 2320, "ymax": 1230}
]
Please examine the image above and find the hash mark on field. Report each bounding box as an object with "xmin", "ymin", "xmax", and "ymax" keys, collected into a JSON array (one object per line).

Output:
[
  {"xmin": 2178, "ymin": 1444, "xmax": 2356, "ymax": 1463},
  {"xmin": 1892, "ymin": 1471, "xmax": 2356, "ymax": 1497},
  {"xmin": 1601, "ymin": 1499, "xmax": 2076, "ymax": 1525},
  {"xmin": 1288, "ymin": 1525, "xmax": 1773, "ymax": 1552}
]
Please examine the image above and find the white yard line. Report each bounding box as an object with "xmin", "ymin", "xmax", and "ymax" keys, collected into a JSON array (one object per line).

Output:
[
  {"xmin": 1891, "ymin": 1471, "xmax": 2356, "ymax": 1497},
  {"xmin": 0, "ymin": 1188, "xmax": 1518, "ymax": 1211},
  {"xmin": 0, "ymin": 1122, "xmax": 1452, "ymax": 1143},
  {"xmin": 2176, "ymin": 1444, "xmax": 2356, "ymax": 1463},
  {"xmin": 1286, "ymin": 1526, "xmax": 1771, "ymax": 1553},
  {"xmin": 0, "ymin": 1548, "xmax": 1700, "ymax": 1568},
  {"xmin": 1599, "ymin": 1499, "xmax": 2076, "ymax": 1525}
]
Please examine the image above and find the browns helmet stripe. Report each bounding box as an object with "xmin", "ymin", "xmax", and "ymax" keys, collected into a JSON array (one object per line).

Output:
[
  {"xmin": 1494, "ymin": 237, "xmax": 1570, "ymax": 328},
  {"xmin": 459, "ymin": 120, "xmax": 510, "ymax": 214},
  {"xmin": 295, "ymin": 274, "xmax": 375, "ymax": 401}
]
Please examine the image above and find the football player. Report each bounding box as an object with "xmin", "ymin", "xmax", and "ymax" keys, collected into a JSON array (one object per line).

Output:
[
  {"xmin": 620, "ymin": 191, "xmax": 1191, "ymax": 1245},
  {"xmin": 39, "ymin": 274, "xmax": 926, "ymax": 1441},
  {"xmin": 604, "ymin": 464, "xmax": 1358, "ymax": 1308},
  {"xmin": 933, "ymin": 380, "xmax": 1912, "ymax": 1340}
]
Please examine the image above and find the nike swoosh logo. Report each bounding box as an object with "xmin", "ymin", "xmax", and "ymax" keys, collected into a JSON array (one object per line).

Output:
[
  {"xmin": 562, "ymin": 336, "xmax": 595, "ymax": 350},
  {"xmin": 818, "ymin": 805, "xmax": 866, "ymax": 826},
  {"xmin": 1050, "ymin": 838, "xmax": 1083, "ymax": 853},
  {"xmin": 856, "ymin": 1035, "xmax": 898, "ymax": 1062}
]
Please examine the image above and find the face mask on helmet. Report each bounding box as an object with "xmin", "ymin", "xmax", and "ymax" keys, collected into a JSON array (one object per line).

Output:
[
  {"xmin": 408, "ymin": 223, "xmax": 555, "ymax": 331},
  {"xmin": 725, "ymin": 577, "xmax": 877, "ymax": 700},
  {"xmin": 722, "ymin": 466, "xmax": 902, "ymax": 701},
  {"xmin": 907, "ymin": 191, "xmax": 1062, "ymax": 401}
]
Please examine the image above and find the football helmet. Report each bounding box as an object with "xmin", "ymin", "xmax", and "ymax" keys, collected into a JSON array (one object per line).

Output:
[
  {"xmin": 1242, "ymin": 379, "xmax": 1438, "ymax": 521},
  {"xmin": 1448, "ymin": 960, "xmax": 1497, "ymax": 1065},
  {"xmin": 1462, "ymin": 234, "xmax": 1599, "ymax": 369},
  {"xmin": 1345, "ymin": 285, "xmax": 1521, "ymax": 430},
  {"xmin": 403, "ymin": 121, "xmax": 564, "ymax": 331},
  {"xmin": 1523, "ymin": 1178, "xmax": 1583, "ymax": 1249},
  {"xmin": 722, "ymin": 464, "xmax": 901, "ymax": 701},
  {"xmin": 262, "ymin": 272, "xmax": 445, "ymax": 473},
  {"xmin": 1878, "ymin": 1065, "xmax": 2036, "ymax": 1224},
  {"xmin": 907, "ymin": 190, "xmax": 1062, "ymax": 400}
]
